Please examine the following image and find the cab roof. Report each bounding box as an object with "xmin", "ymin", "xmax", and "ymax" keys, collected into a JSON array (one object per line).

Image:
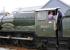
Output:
[{"xmin": 35, "ymin": 7, "xmax": 60, "ymax": 11}]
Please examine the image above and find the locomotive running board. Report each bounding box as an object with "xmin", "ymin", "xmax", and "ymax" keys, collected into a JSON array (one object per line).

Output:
[
  {"xmin": 11, "ymin": 37, "xmax": 33, "ymax": 40},
  {"xmin": 0, "ymin": 36, "xmax": 33, "ymax": 40}
]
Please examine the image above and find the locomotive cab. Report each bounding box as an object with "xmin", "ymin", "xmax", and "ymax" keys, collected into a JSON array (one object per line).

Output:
[{"xmin": 35, "ymin": 8, "xmax": 62, "ymax": 37}]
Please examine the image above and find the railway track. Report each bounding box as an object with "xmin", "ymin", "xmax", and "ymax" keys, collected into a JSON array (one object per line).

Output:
[{"xmin": 0, "ymin": 45, "xmax": 36, "ymax": 50}]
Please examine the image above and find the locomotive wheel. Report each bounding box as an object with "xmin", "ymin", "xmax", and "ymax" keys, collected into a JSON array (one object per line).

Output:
[{"xmin": 35, "ymin": 38, "xmax": 48, "ymax": 50}]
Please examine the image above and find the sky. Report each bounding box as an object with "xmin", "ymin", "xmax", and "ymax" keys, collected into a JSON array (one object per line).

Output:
[{"xmin": 0, "ymin": 0, "xmax": 70, "ymax": 13}]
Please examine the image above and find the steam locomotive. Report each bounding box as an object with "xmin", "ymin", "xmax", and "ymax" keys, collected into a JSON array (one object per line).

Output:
[{"xmin": 0, "ymin": 8, "xmax": 70, "ymax": 49}]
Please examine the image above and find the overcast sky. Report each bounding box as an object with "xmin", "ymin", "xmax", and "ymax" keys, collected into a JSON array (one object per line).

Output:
[{"xmin": 0, "ymin": 0, "xmax": 70, "ymax": 13}]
